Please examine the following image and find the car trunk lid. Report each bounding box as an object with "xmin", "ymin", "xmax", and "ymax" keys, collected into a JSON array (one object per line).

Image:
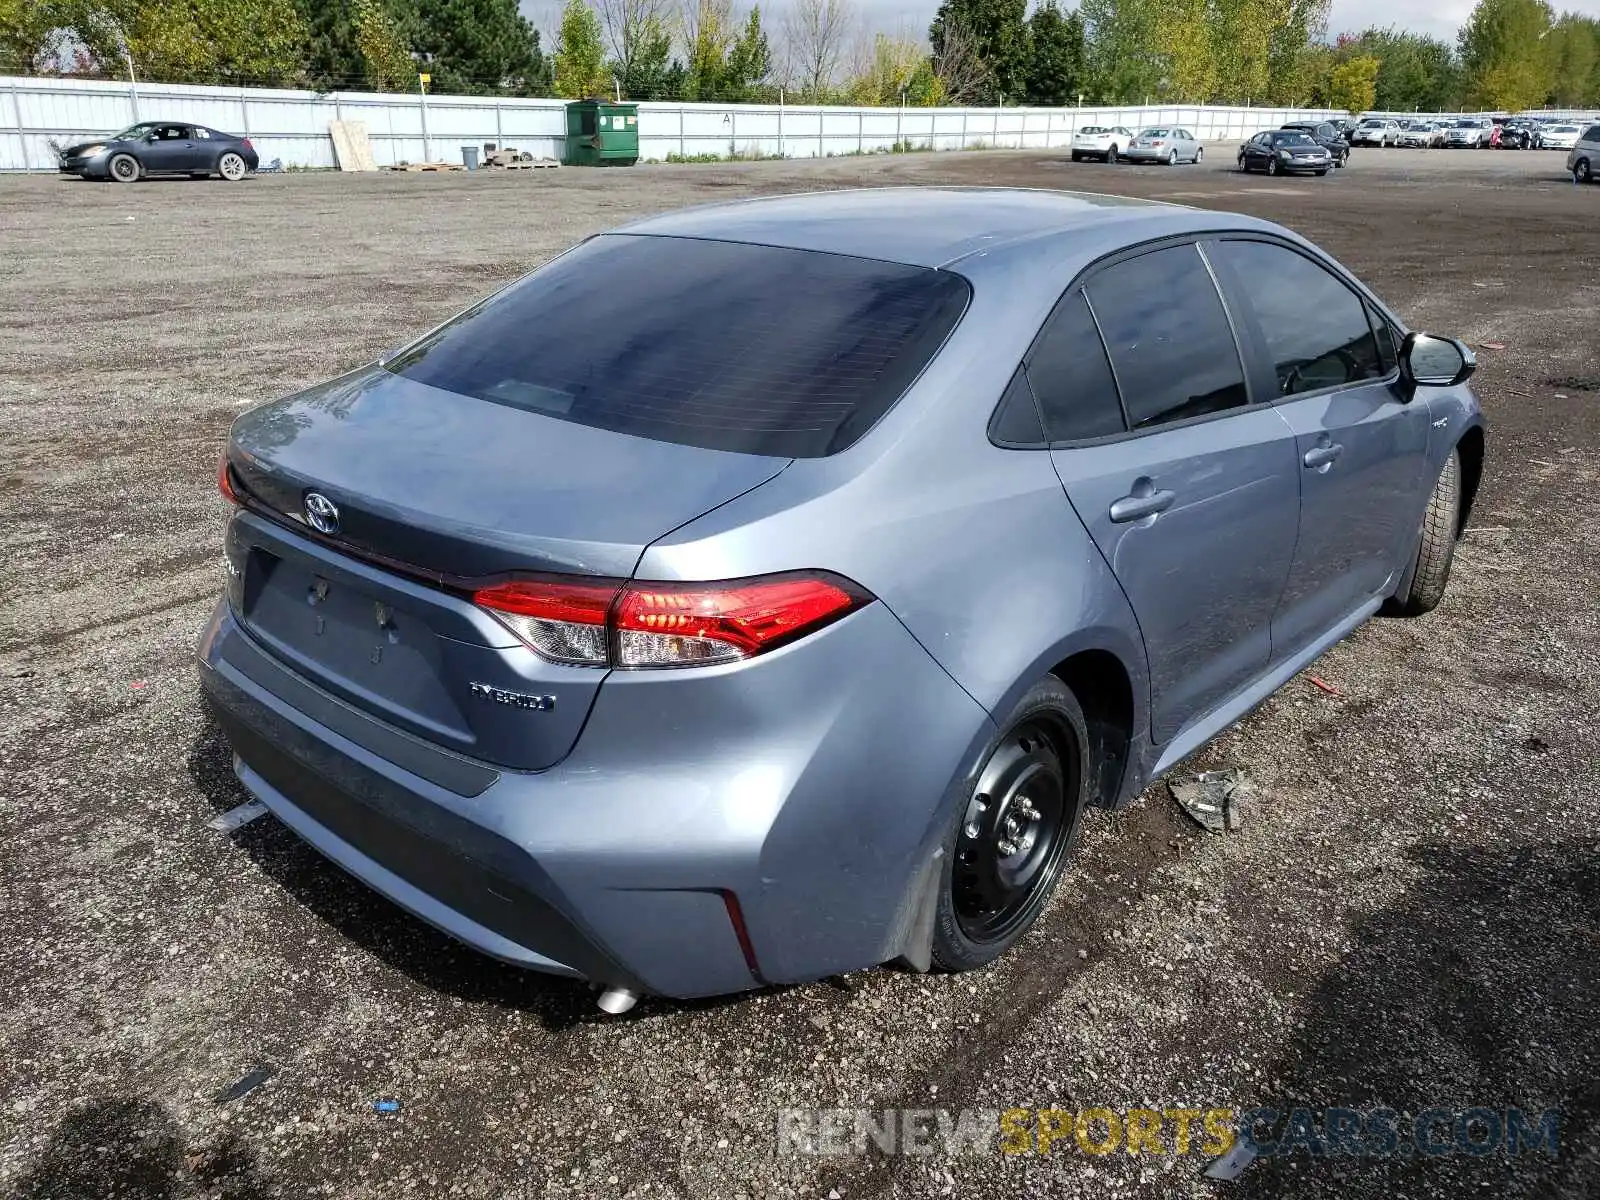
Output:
[{"xmin": 225, "ymin": 367, "xmax": 789, "ymax": 770}]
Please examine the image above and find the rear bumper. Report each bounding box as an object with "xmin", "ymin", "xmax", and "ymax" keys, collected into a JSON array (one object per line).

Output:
[
  {"xmin": 197, "ymin": 590, "xmax": 990, "ymax": 999},
  {"xmin": 1121, "ymin": 147, "xmax": 1170, "ymax": 161}
]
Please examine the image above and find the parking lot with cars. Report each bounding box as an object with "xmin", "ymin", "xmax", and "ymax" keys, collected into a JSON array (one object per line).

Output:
[{"xmin": 2, "ymin": 146, "xmax": 1598, "ymax": 1198}]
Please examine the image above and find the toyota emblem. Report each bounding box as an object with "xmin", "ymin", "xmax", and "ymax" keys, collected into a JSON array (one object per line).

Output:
[{"xmin": 303, "ymin": 492, "xmax": 340, "ymax": 535}]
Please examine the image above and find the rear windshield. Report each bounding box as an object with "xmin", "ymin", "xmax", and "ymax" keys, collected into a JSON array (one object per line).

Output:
[
  {"xmin": 1080, "ymin": 126, "xmax": 1108, "ymax": 134},
  {"xmin": 1275, "ymin": 132, "xmax": 1315, "ymax": 145},
  {"xmin": 387, "ymin": 235, "xmax": 970, "ymax": 458}
]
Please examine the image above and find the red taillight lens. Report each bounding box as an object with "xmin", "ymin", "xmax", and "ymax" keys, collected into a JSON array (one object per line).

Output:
[
  {"xmin": 242, "ymin": 137, "xmax": 253, "ymax": 150},
  {"xmin": 218, "ymin": 455, "xmax": 238, "ymax": 504},
  {"xmin": 472, "ymin": 577, "xmax": 620, "ymax": 666},
  {"xmin": 613, "ymin": 574, "xmax": 866, "ymax": 668},
  {"xmin": 471, "ymin": 572, "xmax": 870, "ymax": 669}
]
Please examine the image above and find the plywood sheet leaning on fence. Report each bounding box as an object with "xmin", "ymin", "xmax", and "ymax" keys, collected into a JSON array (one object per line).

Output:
[{"xmin": 329, "ymin": 120, "xmax": 378, "ymax": 171}]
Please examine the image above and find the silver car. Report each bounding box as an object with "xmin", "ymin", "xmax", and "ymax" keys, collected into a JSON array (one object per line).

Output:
[
  {"xmin": 1443, "ymin": 119, "xmax": 1489, "ymax": 148},
  {"xmin": 1397, "ymin": 122, "xmax": 1444, "ymax": 148},
  {"xmin": 1568, "ymin": 122, "xmax": 1600, "ymax": 181},
  {"xmin": 1352, "ymin": 118, "xmax": 1399, "ymax": 147},
  {"xmin": 200, "ymin": 188, "xmax": 1485, "ymax": 1009},
  {"xmin": 1123, "ymin": 127, "xmax": 1204, "ymax": 164}
]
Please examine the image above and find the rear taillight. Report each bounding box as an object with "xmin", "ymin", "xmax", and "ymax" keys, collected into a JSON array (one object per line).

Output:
[
  {"xmin": 242, "ymin": 137, "xmax": 253, "ymax": 150},
  {"xmin": 472, "ymin": 572, "xmax": 870, "ymax": 670},
  {"xmin": 218, "ymin": 455, "xmax": 238, "ymax": 504}
]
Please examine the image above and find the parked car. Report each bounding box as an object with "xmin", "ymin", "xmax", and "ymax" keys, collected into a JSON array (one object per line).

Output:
[
  {"xmin": 1568, "ymin": 123, "xmax": 1600, "ymax": 181},
  {"xmin": 1123, "ymin": 127, "xmax": 1204, "ymax": 165},
  {"xmin": 1280, "ymin": 121, "xmax": 1351, "ymax": 165},
  {"xmin": 1396, "ymin": 121, "xmax": 1445, "ymax": 148},
  {"xmin": 198, "ymin": 188, "xmax": 1485, "ymax": 1009},
  {"xmin": 1351, "ymin": 118, "xmax": 1400, "ymax": 147},
  {"xmin": 1542, "ymin": 123, "xmax": 1584, "ymax": 150},
  {"xmin": 1442, "ymin": 119, "xmax": 1490, "ymax": 148},
  {"xmin": 1238, "ymin": 129, "xmax": 1334, "ymax": 175},
  {"xmin": 1070, "ymin": 125, "xmax": 1135, "ymax": 163},
  {"xmin": 57, "ymin": 121, "xmax": 258, "ymax": 182},
  {"xmin": 1497, "ymin": 121, "xmax": 1537, "ymax": 149}
]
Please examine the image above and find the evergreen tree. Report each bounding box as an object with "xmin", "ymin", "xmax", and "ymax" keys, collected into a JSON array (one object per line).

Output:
[
  {"xmin": 929, "ymin": 0, "xmax": 1029, "ymax": 103},
  {"xmin": 1023, "ymin": 1, "xmax": 1083, "ymax": 105}
]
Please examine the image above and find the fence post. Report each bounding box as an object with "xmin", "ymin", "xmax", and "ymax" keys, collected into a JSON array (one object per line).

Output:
[
  {"xmin": 961, "ymin": 109, "xmax": 968, "ymax": 149},
  {"xmin": 240, "ymin": 94, "xmax": 250, "ymax": 139},
  {"xmin": 993, "ymin": 106, "xmax": 999, "ymax": 145},
  {"xmin": 1045, "ymin": 108, "xmax": 1052, "ymax": 148},
  {"xmin": 778, "ymin": 94, "xmax": 784, "ymax": 157},
  {"xmin": 678, "ymin": 106, "xmax": 685, "ymax": 158},
  {"xmin": 10, "ymin": 80, "xmax": 24, "ymax": 170},
  {"xmin": 494, "ymin": 101, "xmax": 503, "ymax": 149},
  {"xmin": 731, "ymin": 107, "xmax": 737, "ymax": 155},
  {"xmin": 128, "ymin": 81, "xmax": 139, "ymax": 124},
  {"xmin": 857, "ymin": 109, "xmax": 863, "ymax": 154}
]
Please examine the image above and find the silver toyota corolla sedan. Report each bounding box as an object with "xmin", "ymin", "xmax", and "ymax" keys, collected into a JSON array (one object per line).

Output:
[{"xmin": 200, "ymin": 189, "xmax": 1485, "ymax": 1011}]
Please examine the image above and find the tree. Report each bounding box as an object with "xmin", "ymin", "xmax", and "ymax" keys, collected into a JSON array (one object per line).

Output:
[
  {"xmin": 1266, "ymin": 0, "xmax": 1331, "ymax": 102},
  {"xmin": 785, "ymin": 0, "xmax": 853, "ymax": 100},
  {"xmin": 845, "ymin": 31, "xmax": 924, "ymax": 104},
  {"xmin": 1023, "ymin": 0, "xmax": 1083, "ymax": 105},
  {"xmin": 353, "ymin": 0, "xmax": 414, "ymax": 89},
  {"xmin": 597, "ymin": 0, "xmax": 667, "ymax": 95},
  {"xmin": 929, "ymin": 0, "xmax": 1028, "ymax": 102},
  {"xmin": 1327, "ymin": 53, "xmax": 1378, "ymax": 111},
  {"xmin": 0, "ymin": 0, "xmax": 70, "ymax": 72},
  {"xmin": 63, "ymin": 0, "xmax": 308, "ymax": 86},
  {"xmin": 1078, "ymin": 0, "xmax": 1161, "ymax": 101},
  {"xmin": 682, "ymin": 0, "xmax": 733, "ymax": 98},
  {"xmin": 1152, "ymin": 0, "xmax": 1213, "ymax": 101},
  {"xmin": 1546, "ymin": 13, "xmax": 1600, "ymax": 105},
  {"xmin": 930, "ymin": 15, "xmax": 991, "ymax": 103},
  {"xmin": 723, "ymin": 6, "xmax": 771, "ymax": 99},
  {"xmin": 1458, "ymin": 0, "xmax": 1554, "ymax": 110},
  {"xmin": 412, "ymin": 0, "xmax": 549, "ymax": 94},
  {"xmin": 553, "ymin": 0, "xmax": 607, "ymax": 96}
]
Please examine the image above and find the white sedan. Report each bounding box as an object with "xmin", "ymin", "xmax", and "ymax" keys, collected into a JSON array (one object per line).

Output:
[
  {"xmin": 1069, "ymin": 125, "xmax": 1134, "ymax": 163},
  {"xmin": 1541, "ymin": 124, "xmax": 1583, "ymax": 150}
]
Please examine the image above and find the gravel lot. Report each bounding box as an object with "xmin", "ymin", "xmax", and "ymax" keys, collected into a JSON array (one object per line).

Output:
[{"xmin": 2, "ymin": 146, "xmax": 1598, "ymax": 1200}]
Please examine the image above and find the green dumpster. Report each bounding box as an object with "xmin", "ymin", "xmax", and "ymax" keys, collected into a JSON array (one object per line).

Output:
[{"xmin": 563, "ymin": 100, "xmax": 640, "ymax": 167}]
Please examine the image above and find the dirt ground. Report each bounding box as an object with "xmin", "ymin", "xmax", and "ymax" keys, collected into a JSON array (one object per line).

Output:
[{"xmin": 1, "ymin": 146, "xmax": 1597, "ymax": 1200}]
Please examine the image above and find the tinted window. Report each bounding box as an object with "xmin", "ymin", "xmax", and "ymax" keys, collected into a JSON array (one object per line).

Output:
[
  {"xmin": 1025, "ymin": 293, "xmax": 1125, "ymax": 441},
  {"xmin": 990, "ymin": 369, "xmax": 1045, "ymax": 445},
  {"xmin": 1084, "ymin": 245, "xmax": 1248, "ymax": 430},
  {"xmin": 1370, "ymin": 308, "xmax": 1398, "ymax": 373},
  {"xmin": 1209, "ymin": 240, "xmax": 1386, "ymax": 396},
  {"xmin": 1585, "ymin": 125, "xmax": 1600, "ymax": 141},
  {"xmin": 389, "ymin": 235, "xmax": 970, "ymax": 458}
]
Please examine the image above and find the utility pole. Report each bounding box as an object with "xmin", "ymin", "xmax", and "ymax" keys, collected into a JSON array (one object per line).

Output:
[{"xmin": 418, "ymin": 72, "xmax": 432, "ymax": 162}]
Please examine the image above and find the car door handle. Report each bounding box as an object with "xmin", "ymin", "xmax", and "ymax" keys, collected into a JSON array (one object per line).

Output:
[
  {"xmin": 1303, "ymin": 443, "xmax": 1344, "ymax": 469},
  {"xmin": 1109, "ymin": 488, "xmax": 1176, "ymax": 523}
]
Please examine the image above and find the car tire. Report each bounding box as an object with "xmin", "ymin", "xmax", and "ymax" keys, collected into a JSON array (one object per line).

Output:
[
  {"xmin": 1576, "ymin": 158, "xmax": 1592, "ymax": 184},
  {"xmin": 1106, "ymin": 146, "xmax": 1118, "ymax": 164},
  {"xmin": 218, "ymin": 152, "xmax": 248, "ymax": 181},
  {"xmin": 930, "ymin": 676, "xmax": 1090, "ymax": 973},
  {"xmin": 1194, "ymin": 146, "xmax": 1203, "ymax": 164},
  {"xmin": 108, "ymin": 153, "xmax": 140, "ymax": 183},
  {"xmin": 1070, "ymin": 151, "xmax": 1082, "ymax": 163},
  {"xmin": 1336, "ymin": 153, "xmax": 1347, "ymax": 167},
  {"xmin": 1267, "ymin": 157, "xmax": 1280, "ymax": 176},
  {"xmin": 1316, "ymin": 168, "xmax": 1329, "ymax": 176},
  {"xmin": 1238, "ymin": 156, "xmax": 1248, "ymax": 172},
  {"xmin": 1166, "ymin": 148, "xmax": 1178, "ymax": 165},
  {"xmin": 1387, "ymin": 449, "xmax": 1461, "ymax": 617}
]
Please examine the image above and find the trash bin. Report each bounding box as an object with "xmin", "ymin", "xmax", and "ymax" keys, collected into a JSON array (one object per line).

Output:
[
  {"xmin": 460, "ymin": 145, "xmax": 479, "ymax": 170},
  {"xmin": 563, "ymin": 100, "xmax": 639, "ymax": 167}
]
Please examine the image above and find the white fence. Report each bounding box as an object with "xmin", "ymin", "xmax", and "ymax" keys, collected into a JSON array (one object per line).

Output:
[{"xmin": 1, "ymin": 74, "xmax": 1356, "ymax": 171}]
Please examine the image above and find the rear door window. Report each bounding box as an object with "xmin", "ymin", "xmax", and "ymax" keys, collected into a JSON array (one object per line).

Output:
[
  {"xmin": 389, "ymin": 235, "xmax": 970, "ymax": 458},
  {"xmin": 1207, "ymin": 239, "xmax": 1385, "ymax": 396},
  {"xmin": 1024, "ymin": 292, "xmax": 1125, "ymax": 441},
  {"xmin": 1083, "ymin": 245, "xmax": 1249, "ymax": 430},
  {"xmin": 1584, "ymin": 125, "xmax": 1600, "ymax": 142}
]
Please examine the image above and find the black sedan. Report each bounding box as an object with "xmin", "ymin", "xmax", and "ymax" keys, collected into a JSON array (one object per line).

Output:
[
  {"xmin": 1238, "ymin": 130, "xmax": 1334, "ymax": 176},
  {"xmin": 1280, "ymin": 120, "xmax": 1351, "ymax": 166},
  {"xmin": 58, "ymin": 121, "xmax": 259, "ymax": 183}
]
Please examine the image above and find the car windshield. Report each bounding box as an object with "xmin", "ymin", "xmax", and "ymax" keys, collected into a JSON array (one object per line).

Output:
[
  {"xmin": 1359, "ymin": 119, "xmax": 1385, "ymax": 128},
  {"xmin": 1550, "ymin": 125, "xmax": 1578, "ymax": 132},
  {"xmin": 387, "ymin": 234, "xmax": 971, "ymax": 458},
  {"xmin": 1140, "ymin": 128, "xmax": 1170, "ymax": 138},
  {"xmin": 110, "ymin": 122, "xmax": 160, "ymax": 140},
  {"xmin": 1274, "ymin": 132, "xmax": 1316, "ymax": 146}
]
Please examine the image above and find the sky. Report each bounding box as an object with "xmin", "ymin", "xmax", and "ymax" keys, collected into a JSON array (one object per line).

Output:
[{"xmin": 522, "ymin": 0, "xmax": 1600, "ymax": 50}]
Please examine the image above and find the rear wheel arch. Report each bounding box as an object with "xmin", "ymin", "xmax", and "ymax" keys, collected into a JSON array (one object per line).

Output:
[
  {"xmin": 1048, "ymin": 649, "xmax": 1135, "ymax": 810},
  {"xmin": 1455, "ymin": 425, "xmax": 1485, "ymax": 535}
]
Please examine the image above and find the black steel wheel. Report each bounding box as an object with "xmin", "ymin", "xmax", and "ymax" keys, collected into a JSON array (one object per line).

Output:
[{"xmin": 931, "ymin": 677, "xmax": 1090, "ymax": 971}]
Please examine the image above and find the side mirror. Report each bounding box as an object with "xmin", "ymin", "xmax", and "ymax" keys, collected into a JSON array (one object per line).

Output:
[{"xmin": 1399, "ymin": 332, "xmax": 1476, "ymax": 392}]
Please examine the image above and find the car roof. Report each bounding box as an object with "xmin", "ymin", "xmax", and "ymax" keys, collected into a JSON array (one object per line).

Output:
[{"xmin": 616, "ymin": 187, "xmax": 1217, "ymax": 269}]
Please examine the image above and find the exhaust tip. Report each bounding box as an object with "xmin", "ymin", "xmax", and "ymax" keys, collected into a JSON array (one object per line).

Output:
[{"xmin": 596, "ymin": 986, "xmax": 640, "ymax": 1015}]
